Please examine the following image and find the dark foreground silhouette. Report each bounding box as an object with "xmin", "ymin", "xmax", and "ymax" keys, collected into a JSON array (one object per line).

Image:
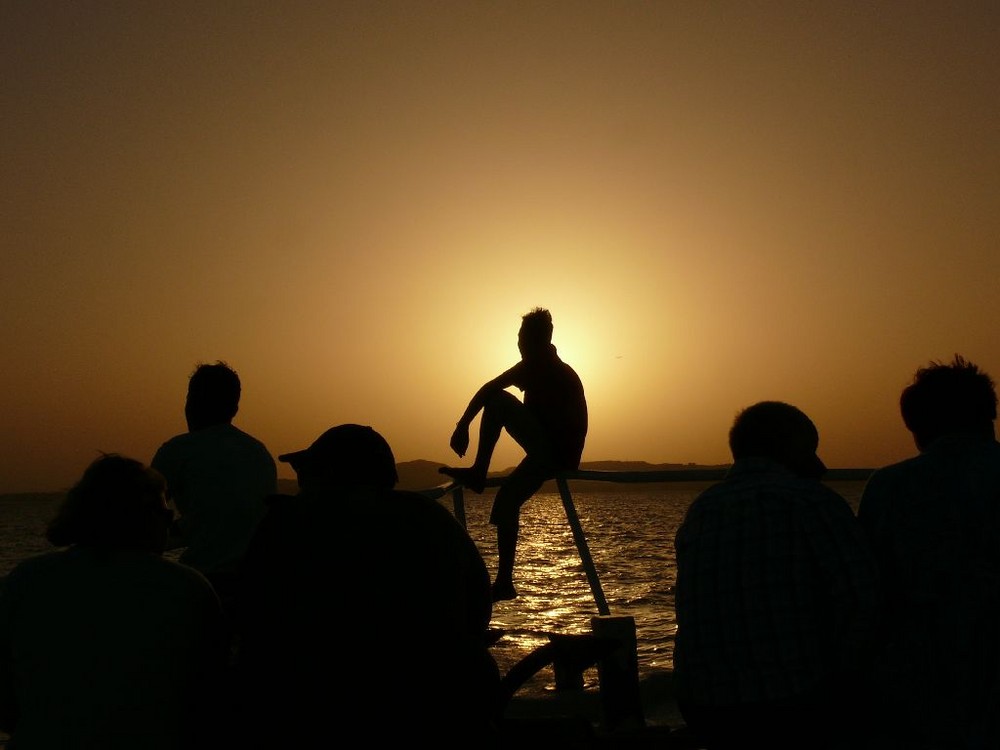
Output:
[
  {"xmin": 673, "ymin": 401, "xmax": 881, "ymax": 750},
  {"xmin": 232, "ymin": 424, "xmax": 501, "ymax": 746},
  {"xmin": 0, "ymin": 454, "xmax": 228, "ymax": 749}
]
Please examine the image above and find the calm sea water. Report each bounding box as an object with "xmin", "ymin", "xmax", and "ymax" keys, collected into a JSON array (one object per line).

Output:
[{"xmin": 0, "ymin": 481, "xmax": 867, "ymax": 695}]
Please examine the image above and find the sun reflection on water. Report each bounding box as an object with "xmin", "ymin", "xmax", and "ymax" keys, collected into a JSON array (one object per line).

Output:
[{"xmin": 457, "ymin": 480, "xmax": 867, "ymax": 692}]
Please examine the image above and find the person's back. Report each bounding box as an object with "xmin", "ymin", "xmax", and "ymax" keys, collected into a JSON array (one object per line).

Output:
[
  {"xmin": 152, "ymin": 361, "xmax": 277, "ymax": 591},
  {"xmin": 233, "ymin": 426, "xmax": 499, "ymax": 747},
  {"xmin": 153, "ymin": 422, "xmax": 276, "ymax": 574},
  {"xmin": 858, "ymin": 355, "xmax": 1000, "ymax": 748},
  {"xmin": 673, "ymin": 401, "xmax": 880, "ymax": 750},
  {"xmin": 518, "ymin": 342, "xmax": 587, "ymax": 471},
  {"xmin": 0, "ymin": 455, "xmax": 228, "ymax": 750},
  {"xmin": 675, "ymin": 464, "xmax": 872, "ymax": 704},
  {"xmin": 1, "ymin": 549, "xmax": 226, "ymax": 750}
]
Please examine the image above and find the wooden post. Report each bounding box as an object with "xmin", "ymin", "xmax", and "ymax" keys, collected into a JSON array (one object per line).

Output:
[
  {"xmin": 451, "ymin": 485, "xmax": 466, "ymax": 528},
  {"xmin": 556, "ymin": 474, "xmax": 610, "ymax": 616},
  {"xmin": 591, "ymin": 615, "xmax": 645, "ymax": 731}
]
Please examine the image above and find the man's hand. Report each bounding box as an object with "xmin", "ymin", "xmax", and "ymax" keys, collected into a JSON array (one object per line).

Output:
[{"xmin": 449, "ymin": 424, "xmax": 470, "ymax": 457}]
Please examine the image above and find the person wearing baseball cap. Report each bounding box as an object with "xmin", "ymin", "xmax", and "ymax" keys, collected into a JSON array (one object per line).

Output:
[
  {"xmin": 232, "ymin": 424, "xmax": 500, "ymax": 747},
  {"xmin": 277, "ymin": 423, "xmax": 398, "ymax": 490}
]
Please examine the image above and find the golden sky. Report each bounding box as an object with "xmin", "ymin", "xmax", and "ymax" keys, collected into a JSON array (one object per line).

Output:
[{"xmin": 3, "ymin": 2, "xmax": 998, "ymax": 493}]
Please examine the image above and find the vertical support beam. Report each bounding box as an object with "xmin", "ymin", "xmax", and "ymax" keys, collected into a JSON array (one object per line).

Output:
[
  {"xmin": 451, "ymin": 485, "xmax": 466, "ymax": 528},
  {"xmin": 556, "ymin": 474, "xmax": 610, "ymax": 616}
]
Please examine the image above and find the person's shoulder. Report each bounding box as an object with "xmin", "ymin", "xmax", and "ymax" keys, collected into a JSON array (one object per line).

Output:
[
  {"xmin": 150, "ymin": 553, "xmax": 215, "ymax": 583},
  {"xmin": 807, "ymin": 478, "xmax": 853, "ymax": 506},
  {"xmin": 152, "ymin": 431, "xmax": 192, "ymax": 456},
  {"xmin": 5, "ymin": 549, "xmax": 69, "ymax": 585},
  {"xmin": 255, "ymin": 493, "xmax": 302, "ymax": 523},
  {"xmin": 228, "ymin": 424, "xmax": 276, "ymax": 456},
  {"xmin": 0, "ymin": 552, "xmax": 68, "ymax": 616},
  {"xmin": 560, "ymin": 358, "xmax": 584, "ymax": 380},
  {"xmin": 687, "ymin": 479, "xmax": 729, "ymax": 504},
  {"xmin": 137, "ymin": 557, "xmax": 224, "ymax": 612},
  {"xmin": 383, "ymin": 490, "xmax": 467, "ymax": 529},
  {"xmin": 230, "ymin": 424, "xmax": 267, "ymax": 443},
  {"xmin": 222, "ymin": 423, "xmax": 262, "ymax": 443},
  {"xmin": 385, "ymin": 489, "xmax": 451, "ymax": 514},
  {"xmin": 719, "ymin": 468, "xmax": 850, "ymax": 509},
  {"xmin": 862, "ymin": 453, "xmax": 926, "ymax": 495},
  {"xmin": 152, "ymin": 428, "xmax": 213, "ymax": 464}
]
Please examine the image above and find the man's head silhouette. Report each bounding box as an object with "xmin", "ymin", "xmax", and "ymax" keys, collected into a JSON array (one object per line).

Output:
[
  {"xmin": 518, "ymin": 307, "xmax": 553, "ymax": 360},
  {"xmin": 184, "ymin": 361, "xmax": 240, "ymax": 431}
]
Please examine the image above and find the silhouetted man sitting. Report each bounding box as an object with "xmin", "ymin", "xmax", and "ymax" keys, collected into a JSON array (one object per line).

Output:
[{"xmin": 440, "ymin": 307, "xmax": 587, "ymax": 601}]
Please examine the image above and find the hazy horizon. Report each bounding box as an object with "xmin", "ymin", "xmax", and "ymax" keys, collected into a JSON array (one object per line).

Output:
[{"xmin": 3, "ymin": 456, "xmax": 884, "ymax": 497}]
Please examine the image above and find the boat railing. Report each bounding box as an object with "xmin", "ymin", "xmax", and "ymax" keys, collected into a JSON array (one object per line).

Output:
[
  {"xmin": 420, "ymin": 466, "xmax": 871, "ymax": 615},
  {"xmin": 420, "ymin": 468, "xmax": 729, "ymax": 617}
]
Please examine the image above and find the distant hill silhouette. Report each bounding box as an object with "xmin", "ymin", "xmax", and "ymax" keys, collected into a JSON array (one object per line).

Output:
[
  {"xmin": 391, "ymin": 459, "xmax": 872, "ymax": 491},
  {"xmin": 393, "ymin": 459, "xmax": 735, "ymax": 492},
  {"xmin": 275, "ymin": 460, "xmax": 451, "ymax": 494},
  {"xmin": 271, "ymin": 460, "xmax": 734, "ymax": 494}
]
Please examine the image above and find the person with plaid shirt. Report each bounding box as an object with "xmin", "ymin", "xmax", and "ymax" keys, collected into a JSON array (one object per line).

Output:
[{"xmin": 673, "ymin": 401, "xmax": 881, "ymax": 750}]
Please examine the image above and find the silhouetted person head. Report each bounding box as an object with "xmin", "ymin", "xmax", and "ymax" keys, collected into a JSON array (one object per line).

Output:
[
  {"xmin": 518, "ymin": 307, "xmax": 554, "ymax": 360},
  {"xmin": 900, "ymin": 354, "xmax": 997, "ymax": 451},
  {"xmin": 278, "ymin": 424, "xmax": 399, "ymax": 493},
  {"xmin": 46, "ymin": 454, "xmax": 173, "ymax": 553},
  {"xmin": 184, "ymin": 361, "xmax": 241, "ymax": 431},
  {"xmin": 729, "ymin": 401, "xmax": 827, "ymax": 479}
]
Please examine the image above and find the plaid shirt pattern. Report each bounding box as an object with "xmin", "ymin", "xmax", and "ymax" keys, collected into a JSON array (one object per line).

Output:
[{"xmin": 673, "ymin": 458, "xmax": 881, "ymax": 706}]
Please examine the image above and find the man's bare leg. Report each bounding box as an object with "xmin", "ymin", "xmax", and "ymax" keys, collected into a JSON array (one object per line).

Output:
[
  {"xmin": 492, "ymin": 519, "xmax": 519, "ymax": 601},
  {"xmin": 440, "ymin": 391, "xmax": 533, "ymax": 494},
  {"xmin": 490, "ymin": 461, "xmax": 548, "ymax": 601}
]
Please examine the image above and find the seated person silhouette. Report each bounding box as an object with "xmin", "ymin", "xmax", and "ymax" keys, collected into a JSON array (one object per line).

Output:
[
  {"xmin": 673, "ymin": 402, "xmax": 881, "ymax": 750},
  {"xmin": 232, "ymin": 424, "xmax": 501, "ymax": 747},
  {"xmin": 858, "ymin": 355, "xmax": 1000, "ymax": 748},
  {"xmin": 151, "ymin": 361, "xmax": 277, "ymax": 604},
  {"xmin": 0, "ymin": 454, "xmax": 228, "ymax": 750},
  {"xmin": 440, "ymin": 307, "xmax": 588, "ymax": 602}
]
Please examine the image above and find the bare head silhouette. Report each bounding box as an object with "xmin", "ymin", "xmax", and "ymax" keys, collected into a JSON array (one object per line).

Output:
[
  {"xmin": 46, "ymin": 453, "xmax": 173, "ymax": 552},
  {"xmin": 900, "ymin": 354, "xmax": 997, "ymax": 450},
  {"xmin": 517, "ymin": 307, "xmax": 554, "ymax": 359},
  {"xmin": 184, "ymin": 361, "xmax": 240, "ymax": 431}
]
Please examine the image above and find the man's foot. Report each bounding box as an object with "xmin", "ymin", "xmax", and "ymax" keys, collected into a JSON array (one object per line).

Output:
[
  {"xmin": 438, "ymin": 466, "xmax": 487, "ymax": 494},
  {"xmin": 491, "ymin": 580, "xmax": 518, "ymax": 602}
]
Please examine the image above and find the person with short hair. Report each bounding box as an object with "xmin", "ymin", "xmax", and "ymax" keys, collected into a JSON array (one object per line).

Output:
[
  {"xmin": 152, "ymin": 361, "xmax": 277, "ymax": 600},
  {"xmin": 0, "ymin": 454, "xmax": 228, "ymax": 749},
  {"xmin": 440, "ymin": 307, "xmax": 588, "ymax": 601},
  {"xmin": 858, "ymin": 355, "xmax": 1000, "ymax": 748},
  {"xmin": 673, "ymin": 401, "xmax": 881, "ymax": 750}
]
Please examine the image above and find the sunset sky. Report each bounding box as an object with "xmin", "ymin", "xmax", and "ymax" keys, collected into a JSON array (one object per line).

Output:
[{"xmin": 3, "ymin": 2, "xmax": 998, "ymax": 494}]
